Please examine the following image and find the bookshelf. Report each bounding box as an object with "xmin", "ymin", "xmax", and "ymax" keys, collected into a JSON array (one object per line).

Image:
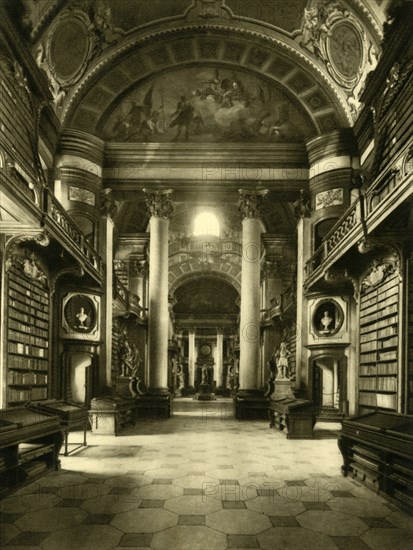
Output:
[
  {"xmin": 6, "ymin": 264, "xmax": 50, "ymax": 406},
  {"xmin": 359, "ymin": 270, "xmax": 400, "ymax": 412},
  {"xmin": 407, "ymin": 258, "xmax": 413, "ymax": 413}
]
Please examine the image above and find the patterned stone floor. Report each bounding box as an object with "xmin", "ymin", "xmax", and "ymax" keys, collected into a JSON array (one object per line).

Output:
[{"xmin": 1, "ymin": 398, "xmax": 412, "ymax": 550}]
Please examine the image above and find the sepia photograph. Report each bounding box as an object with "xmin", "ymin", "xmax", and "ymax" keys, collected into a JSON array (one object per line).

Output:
[{"xmin": 0, "ymin": 0, "xmax": 412, "ymax": 548}]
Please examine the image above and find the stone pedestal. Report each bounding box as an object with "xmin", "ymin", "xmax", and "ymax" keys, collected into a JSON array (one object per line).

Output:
[
  {"xmin": 270, "ymin": 379, "xmax": 295, "ymax": 401},
  {"xmin": 195, "ymin": 382, "xmax": 215, "ymax": 401}
]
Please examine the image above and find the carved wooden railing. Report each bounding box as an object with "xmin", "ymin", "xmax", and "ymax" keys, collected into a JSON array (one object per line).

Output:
[
  {"xmin": 113, "ymin": 275, "xmax": 147, "ymax": 321},
  {"xmin": 305, "ymin": 147, "xmax": 412, "ymax": 284},
  {"xmin": 43, "ymin": 189, "xmax": 103, "ymax": 277}
]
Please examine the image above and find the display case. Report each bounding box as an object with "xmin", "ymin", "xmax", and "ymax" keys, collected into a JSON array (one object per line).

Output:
[
  {"xmin": 338, "ymin": 411, "xmax": 413, "ymax": 511},
  {"xmin": 0, "ymin": 408, "xmax": 63, "ymax": 497},
  {"xmin": 268, "ymin": 398, "xmax": 315, "ymax": 439},
  {"xmin": 89, "ymin": 396, "xmax": 136, "ymax": 435},
  {"xmin": 28, "ymin": 400, "xmax": 88, "ymax": 456}
]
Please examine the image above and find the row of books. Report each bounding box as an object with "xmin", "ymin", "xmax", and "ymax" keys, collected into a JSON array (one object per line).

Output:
[
  {"xmin": 378, "ymin": 336, "xmax": 398, "ymax": 349},
  {"xmin": 9, "ymin": 330, "xmax": 49, "ymax": 347},
  {"xmin": 9, "ymin": 287, "xmax": 48, "ymax": 309},
  {"xmin": 9, "ymin": 282, "xmax": 49, "ymax": 305},
  {"xmin": 9, "ymin": 272, "xmax": 48, "ymax": 298},
  {"xmin": 7, "ymin": 370, "xmax": 48, "ymax": 385},
  {"xmin": 359, "ymin": 391, "xmax": 397, "ymax": 409},
  {"xmin": 365, "ymin": 275, "xmax": 399, "ymax": 296},
  {"xmin": 8, "ymin": 356, "xmax": 48, "ymax": 371},
  {"xmin": 360, "ymin": 289, "xmax": 398, "ymax": 316},
  {"xmin": 378, "ymin": 350, "xmax": 398, "ymax": 361},
  {"xmin": 8, "ymin": 342, "xmax": 47, "ymax": 357},
  {"xmin": 360, "ymin": 304, "xmax": 398, "ymax": 326},
  {"xmin": 359, "ymin": 376, "xmax": 397, "ymax": 391},
  {"xmin": 359, "ymin": 362, "xmax": 398, "ymax": 376},
  {"xmin": 8, "ymin": 387, "xmax": 47, "ymax": 402},
  {"xmin": 9, "ymin": 298, "xmax": 49, "ymax": 319},
  {"xmin": 9, "ymin": 309, "xmax": 48, "ymax": 330}
]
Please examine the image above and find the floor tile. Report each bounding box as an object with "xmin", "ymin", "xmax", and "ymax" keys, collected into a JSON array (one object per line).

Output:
[
  {"xmin": 15, "ymin": 507, "xmax": 86, "ymax": 532},
  {"xmin": 6, "ymin": 532, "xmax": 49, "ymax": 546},
  {"xmin": 151, "ymin": 525, "xmax": 227, "ymax": 550},
  {"xmin": 164, "ymin": 495, "xmax": 222, "ymax": 515},
  {"xmin": 228, "ymin": 534, "xmax": 259, "ymax": 548},
  {"xmin": 82, "ymin": 513, "xmax": 114, "ymax": 524},
  {"xmin": 206, "ymin": 509, "xmax": 272, "ymax": 534},
  {"xmin": 360, "ymin": 516, "xmax": 395, "ymax": 528},
  {"xmin": 269, "ymin": 516, "xmax": 299, "ymax": 527},
  {"xmin": 258, "ymin": 527, "xmax": 337, "ymax": 549},
  {"xmin": 223, "ymin": 501, "xmax": 246, "ymax": 509},
  {"xmin": 118, "ymin": 533, "xmax": 153, "ymax": 547},
  {"xmin": 111, "ymin": 508, "xmax": 177, "ymax": 533},
  {"xmin": 331, "ymin": 536, "xmax": 371, "ymax": 550},
  {"xmin": 0, "ymin": 523, "xmax": 20, "ymax": 545},
  {"xmin": 41, "ymin": 525, "xmax": 122, "ymax": 550},
  {"xmin": 297, "ymin": 510, "xmax": 368, "ymax": 536},
  {"xmin": 361, "ymin": 528, "xmax": 413, "ymax": 550},
  {"xmin": 178, "ymin": 515, "xmax": 205, "ymax": 525},
  {"xmin": 139, "ymin": 500, "xmax": 165, "ymax": 508}
]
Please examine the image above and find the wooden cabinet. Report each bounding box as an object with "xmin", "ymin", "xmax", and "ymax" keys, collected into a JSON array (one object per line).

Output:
[
  {"xmin": 268, "ymin": 398, "xmax": 315, "ymax": 439},
  {"xmin": 338, "ymin": 411, "xmax": 413, "ymax": 511},
  {"xmin": 0, "ymin": 408, "xmax": 63, "ymax": 497},
  {"xmin": 89, "ymin": 396, "xmax": 136, "ymax": 435}
]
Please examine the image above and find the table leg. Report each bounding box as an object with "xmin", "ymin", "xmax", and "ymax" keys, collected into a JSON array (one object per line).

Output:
[
  {"xmin": 83, "ymin": 421, "xmax": 87, "ymax": 446},
  {"xmin": 64, "ymin": 429, "xmax": 69, "ymax": 457}
]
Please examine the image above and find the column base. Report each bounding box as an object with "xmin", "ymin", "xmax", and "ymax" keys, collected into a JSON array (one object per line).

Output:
[
  {"xmin": 234, "ymin": 389, "xmax": 269, "ymax": 420},
  {"xmin": 136, "ymin": 388, "xmax": 171, "ymax": 418}
]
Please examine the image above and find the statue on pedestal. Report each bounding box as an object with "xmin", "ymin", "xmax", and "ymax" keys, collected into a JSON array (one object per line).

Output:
[{"xmin": 275, "ymin": 341, "xmax": 290, "ymax": 380}]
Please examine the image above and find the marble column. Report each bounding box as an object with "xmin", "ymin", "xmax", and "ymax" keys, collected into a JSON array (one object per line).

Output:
[
  {"xmin": 188, "ymin": 330, "xmax": 196, "ymax": 388},
  {"xmin": 238, "ymin": 190, "xmax": 268, "ymax": 393},
  {"xmin": 144, "ymin": 189, "xmax": 173, "ymax": 394},
  {"xmin": 216, "ymin": 329, "xmax": 224, "ymax": 388},
  {"xmin": 100, "ymin": 190, "xmax": 118, "ymax": 388}
]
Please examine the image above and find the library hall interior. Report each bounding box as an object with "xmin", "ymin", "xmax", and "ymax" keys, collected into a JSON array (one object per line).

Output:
[{"xmin": 0, "ymin": 0, "xmax": 412, "ymax": 549}]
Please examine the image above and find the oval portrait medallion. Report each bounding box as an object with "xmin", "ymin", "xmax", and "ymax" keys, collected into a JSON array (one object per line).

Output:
[
  {"xmin": 329, "ymin": 23, "xmax": 362, "ymax": 80},
  {"xmin": 49, "ymin": 16, "xmax": 90, "ymax": 83}
]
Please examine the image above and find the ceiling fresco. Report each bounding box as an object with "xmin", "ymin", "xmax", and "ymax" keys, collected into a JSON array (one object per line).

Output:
[{"xmin": 101, "ymin": 67, "xmax": 315, "ymax": 143}]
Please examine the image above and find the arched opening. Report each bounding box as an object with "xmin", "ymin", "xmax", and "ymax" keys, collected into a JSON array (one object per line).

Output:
[{"xmin": 192, "ymin": 211, "xmax": 220, "ymax": 237}]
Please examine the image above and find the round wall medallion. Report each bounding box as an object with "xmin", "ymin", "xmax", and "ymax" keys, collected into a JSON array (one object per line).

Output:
[
  {"xmin": 47, "ymin": 12, "xmax": 92, "ymax": 84},
  {"xmin": 200, "ymin": 343, "xmax": 211, "ymax": 356},
  {"xmin": 328, "ymin": 23, "xmax": 362, "ymax": 80},
  {"xmin": 64, "ymin": 294, "xmax": 97, "ymax": 333},
  {"xmin": 312, "ymin": 299, "xmax": 344, "ymax": 337}
]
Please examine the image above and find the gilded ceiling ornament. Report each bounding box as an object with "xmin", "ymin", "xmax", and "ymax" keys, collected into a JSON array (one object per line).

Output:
[
  {"xmin": 298, "ymin": 2, "xmax": 372, "ymax": 119},
  {"xmin": 143, "ymin": 189, "xmax": 174, "ymax": 219},
  {"xmin": 238, "ymin": 189, "xmax": 268, "ymax": 219}
]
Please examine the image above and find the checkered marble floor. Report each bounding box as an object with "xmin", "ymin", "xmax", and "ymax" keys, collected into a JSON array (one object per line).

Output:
[{"xmin": 1, "ymin": 398, "xmax": 412, "ymax": 550}]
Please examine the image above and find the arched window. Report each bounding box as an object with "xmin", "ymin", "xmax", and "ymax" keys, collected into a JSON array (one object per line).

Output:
[{"xmin": 193, "ymin": 211, "xmax": 220, "ymax": 237}]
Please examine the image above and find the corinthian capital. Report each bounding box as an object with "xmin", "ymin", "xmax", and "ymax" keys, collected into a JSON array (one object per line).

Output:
[
  {"xmin": 238, "ymin": 189, "xmax": 268, "ymax": 219},
  {"xmin": 143, "ymin": 189, "xmax": 174, "ymax": 218}
]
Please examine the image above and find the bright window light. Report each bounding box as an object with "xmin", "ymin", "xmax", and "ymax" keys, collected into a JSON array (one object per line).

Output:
[{"xmin": 193, "ymin": 212, "xmax": 220, "ymax": 237}]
